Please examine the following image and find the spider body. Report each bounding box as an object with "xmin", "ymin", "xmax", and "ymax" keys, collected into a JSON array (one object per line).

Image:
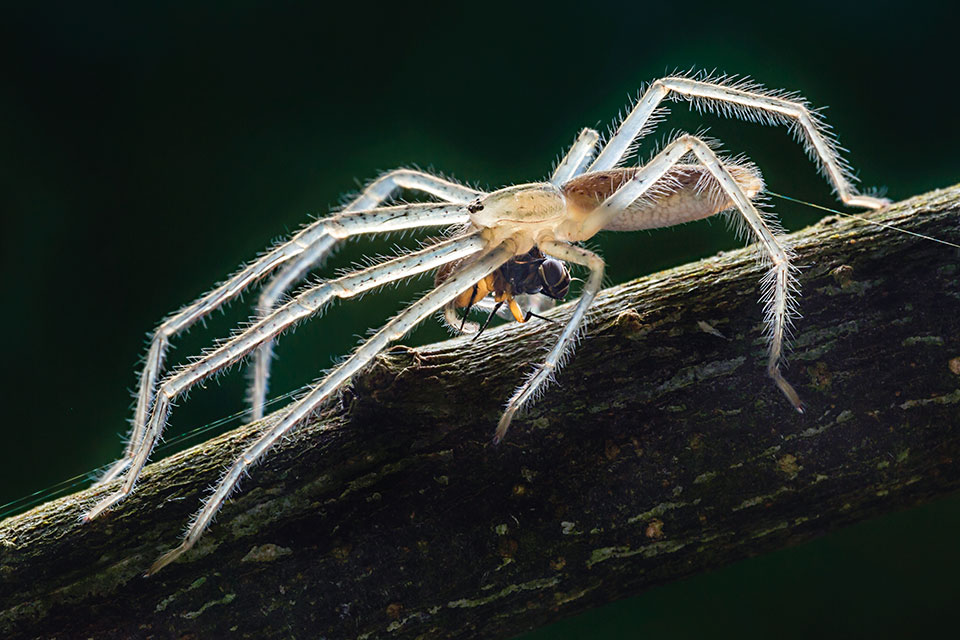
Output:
[{"xmin": 82, "ymin": 74, "xmax": 889, "ymax": 574}]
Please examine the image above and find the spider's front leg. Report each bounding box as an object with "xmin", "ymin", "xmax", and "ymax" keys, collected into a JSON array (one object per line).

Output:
[
  {"xmin": 590, "ymin": 75, "xmax": 889, "ymax": 210},
  {"xmin": 97, "ymin": 190, "xmax": 474, "ymax": 487},
  {"xmin": 495, "ymin": 241, "xmax": 605, "ymax": 443},
  {"xmin": 246, "ymin": 129, "xmax": 599, "ymax": 416},
  {"xmin": 146, "ymin": 240, "xmax": 518, "ymax": 575},
  {"xmin": 84, "ymin": 232, "xmax": 488, "ymax": 522},
  {"xmin": 247, "ymin": 169, "xmax": 482, "ymax": 420}
]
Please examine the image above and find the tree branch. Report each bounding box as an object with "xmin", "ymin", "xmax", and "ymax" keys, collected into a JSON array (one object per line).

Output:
[{"xmin": 2, "ymin": 185, "xmax": 959, "ymax": 639}]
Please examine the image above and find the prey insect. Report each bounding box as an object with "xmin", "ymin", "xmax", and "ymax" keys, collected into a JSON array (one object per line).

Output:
[
  {"xmin": 84, "ymin": 73, "xmax": 889, "ymax": 574},
  {"xmin": 439, "ymin": 246, "xmax": 572, "ymax": 337}
]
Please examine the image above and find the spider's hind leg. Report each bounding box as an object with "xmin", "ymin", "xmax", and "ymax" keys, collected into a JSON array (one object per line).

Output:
[
  {"xmin": 588, "ymin": 133, "xmax": 804, "ymax": 412},
  {"xmin": 589, "ymin": 74, "xmax": 888, "ymax": 211}
]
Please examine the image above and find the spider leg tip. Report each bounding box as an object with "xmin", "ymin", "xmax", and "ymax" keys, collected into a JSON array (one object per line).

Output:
[
  {"xmin": 147, "ymin": 548, "xmax": 181, "ymax": 576},
  {"xmin": 81, "ymin": 505, "xmax": 105, "ymax": 523}
]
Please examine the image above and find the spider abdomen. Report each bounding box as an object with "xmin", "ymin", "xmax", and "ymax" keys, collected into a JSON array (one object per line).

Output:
[{"xmin": 563, "ymin": 164, "xmax": 764, "ymax": 232}]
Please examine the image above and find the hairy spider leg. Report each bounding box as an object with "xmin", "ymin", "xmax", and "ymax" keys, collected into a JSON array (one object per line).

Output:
[
  {"xmin": 495, "ymin": 241, "xmax": 605, "ymax": 443},
  {"xmin": 105, "ymin": 203, "xmax": 472, "ymax": 484},
  {"xmin": 97, "ymin": 200, "xmax": 472, "ymax": 487},
  {"xmin": 146, "ymin": 240, "xmax": 518, "ymax": 575},
  {"xmin": 550, "ymin": 128, "xmax": 600, "ymax": 185},
  {"xmin": 249, "ymin": 170, "xmax": 482, "ymax": 420},
  {"xmin": 84, "ymin": 233, "xmax": 486, "ymax": 520},
  {"xmin": 593, "ymin": 134, "xmax": 802, "ymax": 409},
  {"xmin": 589, "ymin": 75, "xmax": 889, "ymax": 210}
]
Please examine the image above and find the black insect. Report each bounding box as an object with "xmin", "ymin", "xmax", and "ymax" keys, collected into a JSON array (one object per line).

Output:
[{"xmin": 464, "ymin": 247, "xmax": 571, "ymax": 336}]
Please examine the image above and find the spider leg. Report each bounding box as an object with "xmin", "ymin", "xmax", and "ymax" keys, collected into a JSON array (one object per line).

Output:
[
  {"xmin": 495, "ymin": 240, "xmax": 604, "ymax": 443},
  {"xmin": 588, "ymin": 134, "xmax": 803, "ymax": 411},
  {"xmin": 589, "ymin": 75, "xmax": 888, "ymax": 210},
  {"xmin": 84, "ymin": 232, "xmax": 487, "ymax": 520},
  {"xmin": 97, "ymin": 199, "xmax": 473, "ymax": 487},
  {"xmin": 146, "ymin": 240, "xmax": 517, "ymax": 575},
  {"xmin": 550, "ymin": 128, "xmax": 600, "ymax": 185},
  {"xmin": 249, "ymin": 169, "xmax": 481, "ymax": 421}
]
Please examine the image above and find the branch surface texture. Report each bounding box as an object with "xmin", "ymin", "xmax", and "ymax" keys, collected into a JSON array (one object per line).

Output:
[{"xmin": 2, "ymin": 185, "xmax": 959, "ymax": 639}]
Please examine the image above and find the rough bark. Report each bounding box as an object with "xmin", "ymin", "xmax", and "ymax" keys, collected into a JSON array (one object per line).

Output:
[{"xmin": 2, "ymin": 185, "xmax": 959, "ymax": 640}]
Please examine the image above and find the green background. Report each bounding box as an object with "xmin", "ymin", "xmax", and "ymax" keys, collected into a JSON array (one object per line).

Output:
[{"xmin": 2, "ymin": 1, "xmax": 958, "ymax": 637}]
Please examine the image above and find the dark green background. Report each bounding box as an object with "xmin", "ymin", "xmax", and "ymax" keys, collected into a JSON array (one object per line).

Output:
[{"xmin": 2, "ymin": 1, "xmax": 958, "ymax": 637}]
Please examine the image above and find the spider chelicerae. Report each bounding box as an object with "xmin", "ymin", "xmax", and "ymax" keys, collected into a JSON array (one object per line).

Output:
[{"xmin": 83, "ymin": 73, "xmax": 888, "ymax": 574}]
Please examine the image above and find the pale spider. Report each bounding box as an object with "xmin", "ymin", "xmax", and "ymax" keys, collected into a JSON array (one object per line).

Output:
[{"xmin": 84, "ymin": 74, "xmax": 888, "ymax": 574}]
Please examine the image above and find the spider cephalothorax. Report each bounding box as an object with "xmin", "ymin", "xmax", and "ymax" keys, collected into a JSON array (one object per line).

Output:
[{"xmin": 83, "ymin": 74, "xmax": 889, "ymax": 574}]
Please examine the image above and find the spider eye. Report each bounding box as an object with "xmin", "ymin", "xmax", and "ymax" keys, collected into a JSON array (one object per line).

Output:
[
  {"xmin": 467, "ymin": 201, "xmax": 484, "ymax": 213},
  {"xmin": 539, "ymin": 259, "xmax": 570, "ymax": 299}
]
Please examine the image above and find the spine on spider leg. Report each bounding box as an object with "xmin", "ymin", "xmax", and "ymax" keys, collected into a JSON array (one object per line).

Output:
[{"xmin": 589, "ymin": 80, "xmax": 670, "ymax": 172}]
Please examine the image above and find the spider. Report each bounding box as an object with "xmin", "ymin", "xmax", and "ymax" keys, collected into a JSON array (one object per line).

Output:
[{"xmin": 83, "ymin": 74, "xmax": 888, "ymax": 574}]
